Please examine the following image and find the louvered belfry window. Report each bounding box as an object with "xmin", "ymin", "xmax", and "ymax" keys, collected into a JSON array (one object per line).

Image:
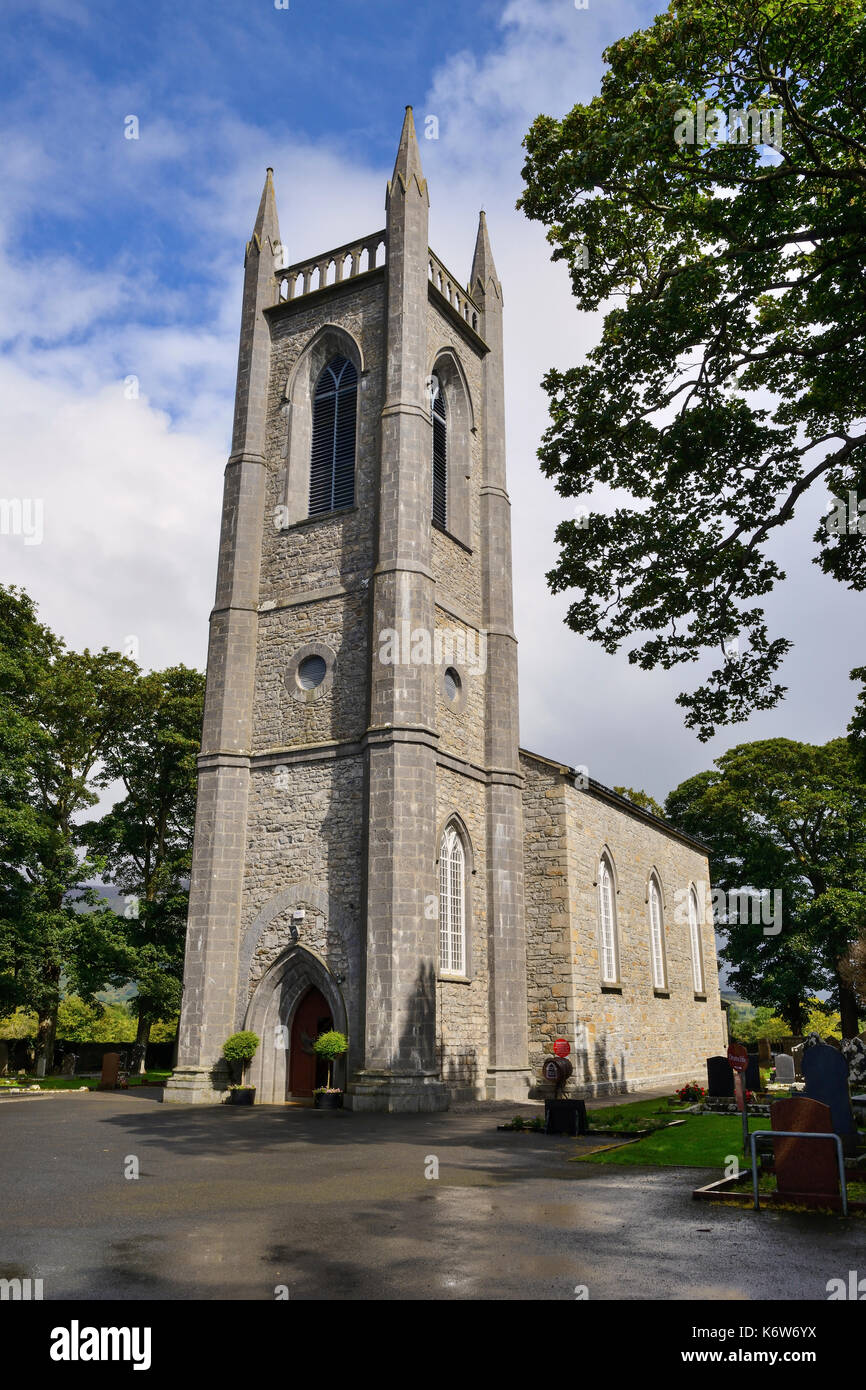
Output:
[
  {"xmin": 309, "ymin": 355, "xmax": 357, "ymax": 516},
  {"xmin": 432, "ymin": 375, "xmax": 447, "ymax": 529},
  {"xmin": 439, "ymin": 825, "xmax": 465, "ymax": 975}
]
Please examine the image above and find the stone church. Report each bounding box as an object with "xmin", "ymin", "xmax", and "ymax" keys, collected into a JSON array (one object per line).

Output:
[{"xmin": 165, "ymin": 110, "xmax": 725, "ymax": 1111}]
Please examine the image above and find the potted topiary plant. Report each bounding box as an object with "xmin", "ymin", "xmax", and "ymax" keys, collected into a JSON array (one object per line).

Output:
[
  {"xmin": 223, "ymin": 1031, "xmax": 260, "ymax": 1105},
  {"xmin": 312, "ymin": 1031, "xmax": 348, "ymax": 1109}
]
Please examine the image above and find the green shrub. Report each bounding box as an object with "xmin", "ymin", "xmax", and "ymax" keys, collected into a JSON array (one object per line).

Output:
[
  {"xmin": 222, "ymin": 1031, "xmax": 260, "ymax": 1085},
  {"xmin": 312, "ymin": 1030, "xmax": 348, "ymax": 1089}
]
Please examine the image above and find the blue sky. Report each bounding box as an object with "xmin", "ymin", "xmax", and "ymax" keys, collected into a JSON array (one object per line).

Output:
[{"xmin": 0, "ymin": 0, "xmax": 860, "ymax": 800}]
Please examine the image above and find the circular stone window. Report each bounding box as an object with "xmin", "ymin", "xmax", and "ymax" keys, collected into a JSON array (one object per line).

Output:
[
  {"xmin": 443, "ymin": 667, "xmax": 461, "ymax": 702},
  {"xmin": 297, "ymin": 654, "xmax": 327, "ymax": 690},
  {"xmin": 285, "ymin": 643, "xmax": 336, "ymax": 703}
]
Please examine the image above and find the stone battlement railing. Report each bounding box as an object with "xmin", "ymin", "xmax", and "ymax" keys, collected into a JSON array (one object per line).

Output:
[
  {"xmin": 276, "ymin": 230, "xmax": 387, "ymax": 302},
  {"xmin": 428, "ymin": 250, "xmax": 480, "ymax": 332}
]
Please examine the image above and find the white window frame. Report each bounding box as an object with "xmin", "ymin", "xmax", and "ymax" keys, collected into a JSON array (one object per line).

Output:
[
  {"xmin": 649, "ymin": 876, "xmax": 667, "ymax": 990},
  {"xmin": 688, "ymin": 885, "xmax": 705, "ymax": 994},
  {"xmin": 598, "ymin": 855, "xmax": 619, "ymax": 984},
  {"xmin": 439, "ymin": 826, "xmax": 466, "ymax": 976}
]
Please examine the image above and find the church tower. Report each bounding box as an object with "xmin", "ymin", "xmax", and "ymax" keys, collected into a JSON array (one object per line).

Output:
[{"xmin": 165, "ymin": 110, "xmax": 531, "ymax": 1109}]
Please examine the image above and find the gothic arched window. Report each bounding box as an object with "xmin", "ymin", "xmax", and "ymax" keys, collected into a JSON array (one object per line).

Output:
[
  {"xmin": 688, "ymin": 885, "xmax": 705, "ymax": 994},
  {"xmin": 431, "ymin": 375, "xmax": 447, "ymax": 529},
  {"xmin": 648, "ymin": 875, "xmax": 667, "ymax": 990},
  {"xmin": 309, "ymin": 355, "xmax": 357, "ymax": 516},
  {"xmin": 597, "ymin": 853, "xmax": 619, "ymax": 984},
  {"xmin": 439, "ymin": 823, "xmax": 465, "ymax": 975}
]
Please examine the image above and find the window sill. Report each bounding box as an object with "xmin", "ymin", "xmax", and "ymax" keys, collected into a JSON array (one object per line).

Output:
[
  {"xmin": 432, "ymin": 520, "xmax": 473, "ymax": 554},
  {"xmin": 600, "ymin": 983, "xmax": 622, "ymax": 994},
  {"xmin": 438, "ymin": 972, "xmax": 472, "ymax": 985},
  {"xmin": 694, "ymin": 993, "xmax": 707, "ymax": 1002},
  {"xmin": 653, "ymin": 989, "xmax": 670, "ymax": 999},
  {"xmin": 278, "ymin": 505, "xmax": 358, "ymax": 533}
]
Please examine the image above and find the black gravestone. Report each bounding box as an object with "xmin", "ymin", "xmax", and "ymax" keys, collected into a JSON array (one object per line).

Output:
[
  {"xmin": 706, "ymin": 1056, "xmax": 734, "ymax": 1097},
  {"xmin": 745, "ymin": 1054, "xmax": 762, "ymax": 1092},
  {"xmin": 803, "ymin": 1042, "xmax": 856, "ymax": 1154}
]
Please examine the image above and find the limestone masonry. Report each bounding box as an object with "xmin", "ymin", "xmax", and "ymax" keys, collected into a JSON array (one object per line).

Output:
[{"xmin": 164, "ymin": 110, "xmax": 726, "ymax": 1111}]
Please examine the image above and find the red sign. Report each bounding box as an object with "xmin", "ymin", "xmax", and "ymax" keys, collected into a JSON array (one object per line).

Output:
[
  {"xmin": 728, "ymin": 1043, "xmax": 748, "ymax": 1072},
  {"xmin": 553, "ymin": 1038, "xmax": 571, "ymax": 1058}
]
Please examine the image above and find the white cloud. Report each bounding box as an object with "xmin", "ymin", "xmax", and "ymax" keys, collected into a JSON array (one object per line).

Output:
[{"xmin": 0, "ymin": 0, "xmax": 860, "ymax": 804}]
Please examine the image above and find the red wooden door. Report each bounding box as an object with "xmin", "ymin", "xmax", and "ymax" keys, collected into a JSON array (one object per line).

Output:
[{"xmin": 288, "ymin": 987, "xmax": 333, "ymax": 1097}]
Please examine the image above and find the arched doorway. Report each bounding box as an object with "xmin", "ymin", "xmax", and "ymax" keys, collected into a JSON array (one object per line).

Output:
[
  {"xmin": 289, "ymin": 986, "xmax": 333, "ymax": 1098},
  {"xmin": 243, "ymin": 943, "xmax": 348, "ymax": 1104}
]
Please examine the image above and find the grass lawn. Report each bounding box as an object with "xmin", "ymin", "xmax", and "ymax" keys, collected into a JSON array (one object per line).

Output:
[
  {"xmin": 0, "ymin": 1070, "xmax": 170, "ymax": 1091},
  {"xmin": 580, "ymin": 1098, "xmax": 766, "ymax": 1168},
  {"xmin": 587, "ymin": 1096, "xmax": 692, "ymax": 1133}
]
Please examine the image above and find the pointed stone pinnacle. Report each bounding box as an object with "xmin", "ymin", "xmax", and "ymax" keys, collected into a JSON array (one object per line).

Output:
[
  {"xmin": 471, "ymin": 208, "xmax": 500, "ymax": 302},
  {"xmin": 387, "ymin": 105, "xmax": 428, "ymax": 204},
  {"xmin": 250, "ymin": 166, "xmax": 281, "ymax": 258}
]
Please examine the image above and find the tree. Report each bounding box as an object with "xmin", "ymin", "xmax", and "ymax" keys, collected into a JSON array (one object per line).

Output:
[
  {"xmin": 84, "ymin": 665, "xmax": 204, "ymax": 1063},
  {"xmin": 666, "ymin": 736, "xmax": 866, "ymax": 1035},
  {"xmin": 0, "ymin": 586, "xmax": 137, "ymax": 1070},
  {"xmin": 613, "ymin": 785, "xmax": 667, "ymax": 819},
  {"xmin": 729, "ymin": 1002, "xmax": 788, "ymax": 1042},
  {"xmin": 56, "ymin": 996, "xmax": 137, "ymax": 1043},
  {"xmin": 519, "ymin": 0, "xmax": 866, "ymax": 738}
]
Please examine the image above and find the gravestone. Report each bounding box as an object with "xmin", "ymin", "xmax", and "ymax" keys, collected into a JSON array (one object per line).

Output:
[
  {"xmin": 758, "ymin": 1038, "xmax": 772, "ymax": 1066},
  {"xmin": 803, "ymin": 1042, "xmax": 856, "ymax": 1154},
  {"xmin": 771, "ymin": 1096, "xmax": 840, "ymax": 1205},
  {"xmin": 745, "ymin": 1054, "xmax": 761, "ymax": 1092},
  {"xmin": 842, "ymin": 1037, "xmax": 866, "ymax": 1087},
  {"xmin": 60, "ymin": 1053, "xmax": 76, "ymax": 1077},
  {"xmin": 98, "ymin": 1052, "xmax": 120, "ymax": 1091},
  {"xmin": 774, "ymin": 1053, "xmax": 795, "ymax": 1085},
  {"xmin": 706, "ymin": 1055, "xmax": 734, "ymax": 1097},
  {"xmin": 0, "ymin": 1041, "xmax": 7, "ymax": 1076}
]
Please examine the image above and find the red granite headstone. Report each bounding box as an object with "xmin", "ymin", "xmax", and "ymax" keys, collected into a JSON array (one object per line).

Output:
[
  {"xmin": 98, "ymin": 1052, "xmax": 120, "ymax": 1091},
  {"xmin": 771, "ymin": 1097, "xmax": 839, "ymax": 1204}
]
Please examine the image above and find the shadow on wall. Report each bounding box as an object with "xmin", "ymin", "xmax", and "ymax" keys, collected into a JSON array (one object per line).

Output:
[
  {"xmin": 440, "ymin": 1043, "xmax": 478, "ymax": 1100},
  {"xmin": 395, "ymin": 959, "xmax": 437, "ymax": 1075},
  {"xmin": 566, "ymin": 1028, "xmax": 628, "ymax": 1099}
]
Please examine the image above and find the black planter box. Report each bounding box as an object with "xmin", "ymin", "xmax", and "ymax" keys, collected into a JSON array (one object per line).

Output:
[
  {"xmin": 228, "ymin": 1088, "xmax": 255, "ymax": 1106},
  {"xmin": 314, "ymin": 1091, "xmax": 343, "ymax": 1110},
  {"xmin": 545, "ymin": 1098, "xmax": 588, "ymax": 1136}
]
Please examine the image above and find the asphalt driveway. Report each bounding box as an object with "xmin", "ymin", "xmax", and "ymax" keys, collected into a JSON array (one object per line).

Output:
[{"xmin": 0, "ymin": 1091, "xmax": 860, "ymax": 1300}]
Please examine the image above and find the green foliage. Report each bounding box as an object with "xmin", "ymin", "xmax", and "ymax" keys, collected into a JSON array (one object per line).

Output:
[
  {"xmin": 0, "ymin": 586, "xmax": 203, "ymax": 1069},
  {"xmin": 666, "ymin": 735, "xmax": 866, "ymax": 1034},
  {"xmin": 57, "ymin": 996, "xmax": 136, "ymax": 1042},
  {"xmin": 223, "ymin": 1031, "xmax": 260, "ymax": 1064},
  {"xmin": 804, "ymin": 996, "xmax": 844, "ymax": 1040},
  {"xmin": 85, "ymin": 664, "xmax": 205, "ymax": 1044},
  {"xmin": 519, "ymin": 0, "xmax": 866, "ymax": 737},
  {"xmin": 312, "ymin": 1029, "xmax": 347, "ymax": 1089},
  {"xmin": 729, "ymin": 1002, "xmax": 789, "ymax": 1043},
  {"xmin": 0, "ymin": 585, "xmax": 139, "ymax": 1064},
  {"xmin": 311, "ymin": 1030, "xmax": 348, "ymax": 1061},
  {"xmin": 613, "ymin": 786, "xmax": 666, "ymax": 819}
]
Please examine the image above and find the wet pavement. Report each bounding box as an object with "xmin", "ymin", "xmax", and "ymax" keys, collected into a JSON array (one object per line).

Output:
[{"xmin": 1, "ymin": 1090, "xmax": 861, "ymax": 1300}]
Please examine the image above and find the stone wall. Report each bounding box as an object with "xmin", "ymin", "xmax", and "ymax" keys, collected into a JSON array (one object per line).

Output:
[
  {"xmin": 435, "ymin": 764, "xmax": 489, "ymax": 1099},
  {"xmin": 521, "ymin": 750, "xmax": 727, "ymax": 1097},
  {"xmin": 240, "ymin": 756, "xmax": 365, "ymax": 1061}
]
